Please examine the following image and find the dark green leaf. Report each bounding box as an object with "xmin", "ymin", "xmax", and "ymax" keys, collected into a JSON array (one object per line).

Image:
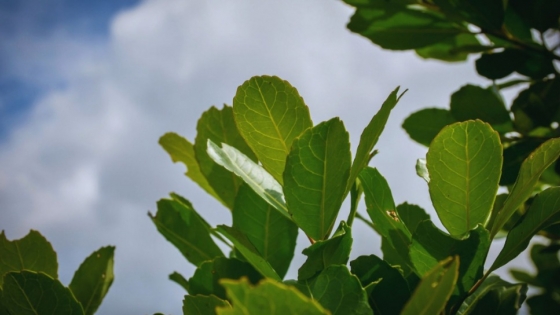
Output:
[
  {"xmin": 476, "ymin": 49, "xmax": 555, "ymax": 80},
  {"xmin": 233, "ymin": 184, "xmax": 297, "ymax": 279},
  {"xmin": 527, "ymin": 293, "xmax": 560, "ymax": 315},
  {"xmin": 416, "ymin": 33, "xmax": 481, "ymax": 62},
  {"xmin": 194, "ymin": 105, "xmax": 257, "ymax": 209},
  {"xmin": 0, "ymin": 230, "xmax": 58, "ymax": 286},
  {"xmin": 350, "ymin": 255, "xmax": 410, "ymax": 315},
  {"xmin": 188, "ymin": 257, "xmax": 263, "ymax": 300},
  {"xmin": 491, "ymin": 187, "xmax": 560, "ymax": 272},
  {"xmin": 380, "ymin": 239, "xmax": 413, "ymax": 276},
  {"xmin": 512, "ymin": 243, "xmax": 560, "ymax": 289},
  {"xmin": 233, "ymin": 75, "xmax": 313, "ymax": 185},
  {"xmin": 216, "ymin": 226, "xmax": 281, "ymax": 281},
  {"xmin": 159, "ymin": 132, "xmax": 222, "ymax": 206},
  {"xmin": 298, "ymin": 221, "xmax": 352, "ymax": 281},
  {"xmin": 359, "ymin": 167, "xmax": 413, "ymax": 270},
  {"xmin": 503, "ymin": 6, "xmax": 533, "ymax": 42},
  {"xmin": 402, "ymin": 108, "xmax": 456, "ymax": 147},
  {"xmin": 347, "ymin": 87, "xmax": 403, "ymax": 193},
  {"xmin": 310, "ymin": 265, "xmax": 372, "ymax": 315},
  {"xmin": 511, "ymin": 78, "xmax": 560, "ymax": 131},
  {"xmin": 410, "ymin": 221, "xmax": 490, "ymax": 305},
  {"xmin": 149, "ymin": 194, "xmax": 224, "ymax": 266},
  {"xmin": 457, "ymin": 276, "xmax": 527, "ymax": 315},
  {"xmin": 401, "ymin": 256, "xmax": 459, "ymax": 315},
  {"xmin": 183, "ymin": 295, "xmax": 231, "ymax": 315},
  {"xmin": 1, "ymin": 271, "xmax": 84, "ymax": 315},
  {"xmin": 207, "ymin": 140, "xmax": 290, "ymax": 220},
  {"xmin": 217, "ymin": 278, "xmax": 330, "ymax": 315},
  {"xmin": 509, "ymin": 0, "xmax": 560, "ymax": 32},
  {"xmin": 396, "ymin": 203, "xmax": 430, "ymax": 235},
  {"xmin": 450, "ymin": 85, "xmax": 512, "ymax": 129},
  {"xmin": 169, "ymin": 271, "xmax": 189, "ymax": 292},
  {"xmin": 491, "ymin": 138, "xmax": 560, "ymax": 237},
  {"xmin": 432, "ymin": 0, "xmax": 504, "ymax": 30},
  {"xmin": 501, "ymin": 139, "xmax": 544, "ymax": 185},
  {"xmin": 284, "ymin": 118, "xmax": 351, "ymax": 241},
  {"xmin": 427, "ymin": 120, "xmax": 502, "ymax": 237},
  {"xmin": 69, "ymin": 246, "xmax": 114, "ymax": 315}
]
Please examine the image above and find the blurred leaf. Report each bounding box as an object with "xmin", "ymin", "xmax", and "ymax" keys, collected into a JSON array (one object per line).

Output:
[
  {"xmin": 401, "ymin": 256, "xmax": 459, "ymax": 315},
  {"xmin": 491, "ymin": 187, "xmax": 560, "ymax": 272},
  {"xmin": 233, "ymin": 184, "xmax": 298, "ymax": 279},
  {"xmin": 149, "ymin": 194, "xmax": 224, "ymax": 266},
  {"xmin": 416, "ymin": 33, "xmax": 481, "ymax": 62},
  {"xmin": 183, "ymin": 295, "xmax": 231, "ymax": 315},
  {"xmin": 402, "ymin": 108, "xmax": 456, "ymax": 147},
  {"xmin": 512, "ymin": 78, "xmax": 560, "ymax": 130},
  {"xmin": 348, "ymin": 87, "xmax": 403, "ymax": 194},
  {"xmin": 69, "ymin": 246, "xmax": 115, "ymax": 315},
  {"xmin": 476, "ymin": 49, "xmax": 555, "ymax": 80},
  {"xmin": 216, "ymin": 225, "xmax": 281, "ymax": 281},
  {"xmin": 503, "ymin": 6, "xmax": 533, "ymax": 42},
  {"xmin": 217, "ymin": 278, "xmax": 330, "ymax": 315},
  {"xmin": 427, "ymin": 120, "xmax": 502, "ymax": 237},
  {"xmin": 309, "ymin": 265, "xmax": 372, "ymax": 315},
  {"xmin": 298, "ymin": 221, "xmax": 352, "ymax": 281},
  {"xmin": 415, "ymin": 158, "xmax": 430, "ymax": 183},
  {"xmin": 359, "ymin": 167, "xmax": 413, "ymax": 270},
  {"xmin": 396, "ymin": 203, "xmax": 430, "ymax": 235},
  {"xmin": 346, "ymin": 1, "xmax": 463, "ymax": 50},
  {"xmin": 207, "ymin": 140, "xmax": 290, "ymax": 221},
  {"xmin": 194, "ymin": 105, "xmax": 257, "ymax": 209},
  {"xmin": 284, "ymin": 118, "xmax": 351, "ymax": 241},
  {"xmin": 527, "ymin": 293, "xmax": 560, "ymax": 315},
  {"xmin": 169, "ymin": 271, "xmax": 189, "ymax": 292},
  {"xmin": 0, "ymin": 230, "xmax": 58, "ymax": 286},
  {"xmin": 509, "ymin": 0, "xmax": 560, "ymax": 32},
  {"xmin": 350, "ymin": 254, "xmax": 410, "ymax": 315},
  {"xmin": 457, "ymin": 276, "xmax": 527, "ymax": 315},
  {"xmin": 159, "ymin": 132, "xmax": 222, "ymax": 206},
  {"xmin": 486, "ymin": 194, "xmax": 517, "ymax": 238},
  {"xmin": 410, "ymin": 221, "xmax": 490, "ymax": 305},
  {"xmin": 500, "ymin": 139, "xmax": 544, "ymax": 185},
  {"xmin": 450, "ymin": 85, "xmax": 512, "ymax": 129},
  {"xmin": 233, "ymin": 75, "xmax": 313, "ymax": 185},
  {"xmin": 188, "ymin": 257, "xmax": 264, "ymax": 300},
  {"xmin": 1, "ymin": 271, "xmax": 84, "ymax": 315},
  {"xmin": 491, "ymin": 138, "xmax": 560, "ymax": 237},
  {"xmin": 432, "ymin": 0, "xmax": 504, "ymax": 30}
]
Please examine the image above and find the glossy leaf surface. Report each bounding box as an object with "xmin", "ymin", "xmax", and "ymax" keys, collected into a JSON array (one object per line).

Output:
[
  {"xmin": 402, "ymin": 108, "xmax": 455, "ymax": 147},
  {"xmin": 233, "ymin": 75, "xmax": 313, "ymax": 184},
  {"xmin": 427, "ymin": 120, "xmax": 502, "ymax": 237},
  {"xmin": 284, "ymin": 118, "xmax": 351, "ymax": 241},
  {"xmin": 69, "ymin": 246, "xmax": 115, "ymax": 315}
]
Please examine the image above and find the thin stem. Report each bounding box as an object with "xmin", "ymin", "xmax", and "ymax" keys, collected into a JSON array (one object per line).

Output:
[
  {"xmin": 356, "ymin": 212, "xmax": 375, "ymax": 230},
  {"xmin": 347, "ymin": 180, "xmax": 363, "ymax": 227}
]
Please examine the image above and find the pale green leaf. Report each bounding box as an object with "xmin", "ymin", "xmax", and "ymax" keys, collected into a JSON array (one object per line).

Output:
[
  {"xmin": 183, "ymin": 295, "xmax": 231, "ymax": 315},
  {"xmin": 427, "ymin": 120, "xmax": 502, "ymax": 237},
  {"xmin": 491, "ymin": 138, "xmax": 560, "ymax": 238},
  {"xmin": 0, "ymin": 230, "xmax": 58, "ymax": 287},
  {"xmin": 69, "ymin": 246, "xmax": 114, "ymax": 315},
  {"xmin": 416, "ymin": 158, "xmax": 430, "ymax": 183},
  {"xmin": 233, "ymin": 75, "xmax": 313, "ymax": 185},
  {"xmin": 207, "ymin": 140, "xmax": 290, "ymax": 221},
  {"xmin": 284, "ymin": 118, "xmax": 351, "ymax": 241}
]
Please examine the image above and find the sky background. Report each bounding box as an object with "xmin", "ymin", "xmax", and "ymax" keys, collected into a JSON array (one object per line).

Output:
[{"xmin": 0, "ymin": 0, "xmax": 535, "ymax": 314}]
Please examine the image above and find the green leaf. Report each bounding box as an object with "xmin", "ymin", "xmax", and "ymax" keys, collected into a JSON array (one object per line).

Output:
[
  {"xmin": 216, "ymin": 226, "xmax": 281, "ymax": 281},
  {"xmin": 1, "ymin": 271, "xmax": 84, "ymax": 315},
  {"xmin": 511, "ymin": 78, "xmax": 560, "ymax": 130},
  {"xmin": 233, "ymin": 184, "xmax": 298, "ymax": 279},
  {"xmin": 491, "ymin": 187, "xmax": 560, "ymax": 272},
  {"xmin": 183, "ymin": 295, "xmax": 231, "ymax": 315},
  {"xmin": 284, "ymin": 118, "xmax": 351, "ymax": 241},
  {"xmin": 410, "ymin": 221, "xmax": 490, "ymax": 304},
  {"xmin": 491, "ymin": 138, "xmax": 560, "ymax": 237},
  {"xmin": 0, "ymin": 230, "xmax": 58, "ymax": 286},
  {"xmin": 347, "ymin": 87, "xmax": 403, "ymax": 193},
  {"xmin": 217, "ymin": 278, "xmax": 330, "ymax": 315},
  {"xmin": 359, "ymin": 167, "xmax": 413, "ymax": 269},
  {"xmin": 159, "ymin": 132, "xmax": 222, "ymax": 205},
  {"xmin": 457, "ymin": 276, "xmax": 527, "ymax": 315},
  {"xmin": 509, "ymin": 0, "xmax": 560, "ymax": 32},
  {"xmin": 169, "ymin": 271, "xmax": 189, "ymax": 292},
  {"xmin": 188, "ymin": 257, "xmax": 264, "ymax": 300},
  {"xmin": 427, "ymin": 120, "xmax": 502, "ymax": 237},
  {"xmin": 400, "ymin": 256, "xmax": 459, "ymax": 315},
  {"xmin": 381, "ymin": 239, "xmax": 413, "ymax": 276},
  {"xmin": 450, "ymin": 85, "xmax": 512, "ymax": 129},
  {"xmin": 396, "ymin": 203, "xmax": 430, "ymax": 235},
  {"xmin": 416, "ymin": 33, "xmax": 481, "ymax": 62},
  {"xmin": 350, "ymin": 255, "xmax": 411, "ymax": 315},
  {"xmin": 207, "ymin": 140, "xmax": 290, "ymax": 221},
  {"xmin": 346, "ymin": 2, "xmax": 464, "ymax": 50},
  {"xmin": 432, "ymin": 0, "xmax": 504, "ymax": 30},
  {"xmin": 298, "ymin": 221, "xmax": 353, "ymax": 281},
  {"xmin": 402, "ymin": 108, "xmax": 456, "ymax": 147},
  {"xmin": 309, "ymin": 265, "xmax": 373, "ymax": 315},
  {"xmin": 233, "ymin": 75, "xmax": 313, "ymax": 185},
  {"xmin": 500, "ymin": 139, "xmax": 544, "ymax": 186},
  {"xmin": 69, "ymin": 246, "xmax": 114, "ymax": 315},
  {"xmin": 527, "ymin": 293, "xmax": 560, "ymax": 315},
  {"xmin": 476, "ymin": 49, "xmax": 556, "ymax": 80},
  {"xmin": 149, "ymin": 194, "xmax": 224, "ymax": 266},
  {"xmin": 194, "ymin": 105, "xmax": 257, "ymax": 209}
]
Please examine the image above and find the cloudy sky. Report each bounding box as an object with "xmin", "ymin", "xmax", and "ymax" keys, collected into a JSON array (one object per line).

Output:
[{"xmin": 0, "ymin": 0, "xmax": 532, "ymax": 314}]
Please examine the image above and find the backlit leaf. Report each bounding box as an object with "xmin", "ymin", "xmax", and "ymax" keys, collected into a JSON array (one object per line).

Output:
[{"xmin": 402, "ymin": 108, "xmax": 456, "ymax": 147}]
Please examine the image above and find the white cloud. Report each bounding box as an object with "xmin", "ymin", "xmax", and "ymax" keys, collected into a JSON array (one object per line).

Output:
[{"xmin": 0, "ymin": 0, "xmax": 534, "ymax": 314}]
